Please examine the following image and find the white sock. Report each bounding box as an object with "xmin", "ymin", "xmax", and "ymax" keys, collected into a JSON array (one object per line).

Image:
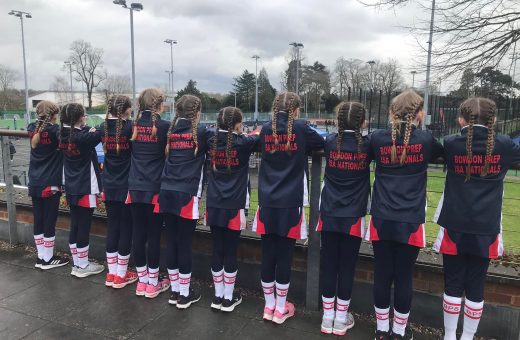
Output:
[
  {"xmin": 106, "ymin": 252, "xmax": 118, "ymax": 275},
  {"xmin": 392, "ymin": 309, "xmax": 410, "ymax": 336},
  {"xmin": 375, "ymin": 306, "xmax": 390, "ymax": 332},
  {"xmin": 168, "ymin": 269, "xmax": 180, "ymax": 293},
  {"xmin": 212, "ymin": 269, "xmax": 224, "ymax": 298},
  {"xmin": 262, "ymin": 281, "xmax": 275, "ymax": 310},
  {"xmin": 148, "ymin": 267, "xmax": 159, "ymax": 286},
  {"xmin": 136, "ymin": 266, "xmax": 148, "ymax": 284},
  {"xmin": 179, "ymin": 272, "xmax": 191, "ymax": 297},
  {"xmin": 223, "ymin": 270, "xmax": 237, "ymax": 300},
  {"xmin": 275, "ymin": 281, "xmax": 290, "ymax": 314},
  {"xmin": 335, "ymin": 298, "xmax": 350, "ymax": 323},
  {"xmin": 116, "ymin": 254, "xmax": 130, "ymax": 278},
  {"xmin": 43, "ymin": 237, "xmax": 55, "ymax": 262},
  {"xmin": 77, "ymin": 245, "xmax": 89, "ymax": 269},
  {"xmin": 69, "ymin": 243, "xmax": 78, "ymax": 266},
  {"xmin": 322, "ymin": 296, "xmax": 335, "ymax": 320},
  {"xmin": 461, "ymin": 299, "xmax": 484, "ymax": 340},
  {"xmin": 443, "ymin": 294, "xmax": 462, "ymax": 340},
  {"xmin": 34, "ymin": 234, "xmax": 44, "ymax": 260}
]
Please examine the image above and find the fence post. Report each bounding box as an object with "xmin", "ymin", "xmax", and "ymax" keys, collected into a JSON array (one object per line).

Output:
[
  {"xmin": 306, "ymin": 152, "xmax": 322, "ymax": 310},
  {"xmin": 1, "ymin": 136, "xmax": 17, "ymax": 245}
]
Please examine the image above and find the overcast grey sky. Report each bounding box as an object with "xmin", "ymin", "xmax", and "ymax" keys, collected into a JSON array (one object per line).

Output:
[{"xmin": 1, "ymin": 0, "xmax": 426, "ymax": 94}]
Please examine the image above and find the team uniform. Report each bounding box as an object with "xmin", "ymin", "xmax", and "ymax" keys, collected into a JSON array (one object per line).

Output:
[
  {"xmin": 318, "ymin": 131, "xmax": 371, "ymax": 334},
  {"xmin": 432, "ymin": 125, "xmax": 520, "ymax": 339},
  {"xmin": 367, "ymin": 125, "xmax": 443, "ymax": 337},
  {"xmin": 28, "ymin": 123, "xmax": 66, "ymax": 269},
  {"xmin": 158, "ymin": 118, "xmax": 211, "ymax": 308},
  {"xmin": 205, "ymin": 130, "xmax": 258, "ymax": 311},
  {"xmin": 127, "ymin": 110, "xmax": 170, "ymax": 297},
  {"xmin": 59, "ymin": 125, "xmax": 103, "ymax": 277},
  {"xmin": 254, "ymin": 112, "xmax": 324, "ymax": 323},
  {"xmin": 98, "ymin": 119, "xmax": 137, "ymax": 288}
]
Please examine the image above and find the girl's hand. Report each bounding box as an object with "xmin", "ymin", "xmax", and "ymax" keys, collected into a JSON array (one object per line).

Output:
[{"xmin": 89, "ymin": 127, "xmax": 97, "ymax": 133}]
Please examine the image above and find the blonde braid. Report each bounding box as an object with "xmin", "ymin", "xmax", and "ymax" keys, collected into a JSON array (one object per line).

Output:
[
  {"xmin": 32, "ymin": 102, "xmax": 58, "ymax": 149},
  {"xmin": 285, "ymin": 96, "xmax": 296, "ymax": 153},
  {"xmin": 271, "ymin": 96, "xmax": 281, "ymax": 150},
  {"xmin": 191, "ymin": 98, "xmax": 200, "ymax": 156},
  {"xmin": 335, "ymin": 103, "xmax": 347, "ymax": 160},
  {"xmin": 399, "ymin": 109, "xmax": 415, "ymax": 165},
  {"xmin": 150, "ymin": 94, "xmax": 163, "ymax": 138},
  {"xmin": 465, "ymin": 108, "xmax": 477, "ymax": 182}
]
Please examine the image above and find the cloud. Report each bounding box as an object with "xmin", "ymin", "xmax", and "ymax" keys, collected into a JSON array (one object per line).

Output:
[{"xmin": 1, "ymin": 0, "xmax": 424, "ymax": 94}]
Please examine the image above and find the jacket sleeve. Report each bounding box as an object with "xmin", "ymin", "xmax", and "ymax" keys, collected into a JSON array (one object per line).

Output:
[
  {"xmin": 429, "ymin": 133, "xmax": 445, "ymax": 162},
  {"xmin": 82, "ymin": 127, "xmax": 103, "ymax": 147},
  {"xmin": 305, "ymin": 125, "xmax": 325, "ymax": 152},
  {"xmin": 246, "ymin": 134, "xmax": 260, "ymax": 154},
  {"xmin": 509, "ymin": 138, "xmax": 520, "ymax": 167}
]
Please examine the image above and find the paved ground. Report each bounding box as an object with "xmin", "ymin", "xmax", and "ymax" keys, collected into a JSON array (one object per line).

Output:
[{"xmin": 0, "ymin": 245, "xmax": 441, "ymax": 340}]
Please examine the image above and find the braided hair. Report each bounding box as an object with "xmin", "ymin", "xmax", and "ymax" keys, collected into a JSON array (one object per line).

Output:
[
  {"xmin": 31, "ymin": 100, "xmax": 59, "ymax": 149},
  {"xmin": 389, "ymin": 90, "xmax": 424, "ymax": 165},
  {"xmin": 270, "ymin": 91, "xmax": 300, "ymax": 154},
  {"xmin": 131, "ymin": 88, "xmax": 164, "ymax": 141},
  {"xmin": 212, "ymin": 106, "xmax": 243, "ymax": 171},
  {"xmin": 59, "ymin": 103, "xmax": 86, "ymax": 151},
  {"xmin": 459, "ymin": 97, "xmax": 497, "ymax": 181},
  {"xmin": 335, "ymin": 101, "xmax": 366, "ymax": 162},
  {"xmin": 165, "ymin": 94, "xmax": 202, "ymax": 156},
  {"xmin": 104, "ymin": 95, "xmax": 132, "ymax": 155}
]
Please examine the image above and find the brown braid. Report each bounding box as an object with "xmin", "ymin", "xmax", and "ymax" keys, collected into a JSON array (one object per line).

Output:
[
  {"xmin": 103, "ymin": 97, "xmax": 114, "ymax": 153},
  {"xmin": 459, "ymin": 97, "xmax": 497, "ymax": 180},
  {"xmin": 335, "ymin": 101, "xmax": 366, "ymax": 162},
  {"xmin": 32, "ymin": 101, "xmax": 59, "ymax": 149},
  {"xmin": 133, "ymin": 88, "xmax": 165, "ymax": 141},
  {"xmin": 213, "ymin": 106, "xmax": 243, "ymax": 171},
  {"xmin": 224, "ymin": 109, "xmax": 235, "ymax": 171},
  {"xmin": 270, "ymin": 92, "xmax": 301, "ymax": 154},
  {"xmin": 388, "ymin": 90, "xmax": 424, "ymax": 165},
  {"xmin": 59, "ymin": 103, "xmax": 85, "ymax": 152},
  {"xmin": 166, "ymin": 94, "xmax": 201, "ymax": 157},
  {"xmin": 212, "ymin": 109, "xmax": 224, "ymax": 171}
]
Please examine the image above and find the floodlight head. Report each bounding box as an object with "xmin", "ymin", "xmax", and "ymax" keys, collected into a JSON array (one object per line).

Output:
[
  {"xmin": 367, "ymin": 60, "xmax": 376, "ymax": 65},
  {"xmin": 164, "ymin": 39, "xmax": 177, "ymax": 44},
  {"xmin": 25, "ymin": 14, "xmax": 32, "ymax": 18},
  {"xmin": 411, "ymin": 70, "xmax": 417, "ymax": 74},
  {"xmin": 8, "ymin": 11, "xmax": 14, "ymax": 15},
  {"xmin": 131, "ymin": 3, "xmax": 143, "ymax": 11},
  {"xmin": 113, "ymin": 0, "xmax": 127, "ymax": 6}
]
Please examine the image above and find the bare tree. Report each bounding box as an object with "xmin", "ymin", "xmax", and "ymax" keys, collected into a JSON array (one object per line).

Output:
[
  {"xmin": 377, "ymin": 59, "xmax": 405, "ymax": 98},
  {"xmin": 67, "ymin": 40, "xmax": 106, "ymax": 109},
  {"xmin": 360, "ymin": 0, "xmax": 520, "ymax": 77},
  {"xmin": 0, "ymin": 65, "xmax": 19, "ymax": 110},
  {"xmin": 100, "ymin": 74, "xmax": 132, "ymax": 103},
  {"xmin": 332, "ymin": 58, "xmax": 370, "ymax": 96},
  {"xmin": 50, "ymin": 76, "xmax": 73, "ymax": 105}
]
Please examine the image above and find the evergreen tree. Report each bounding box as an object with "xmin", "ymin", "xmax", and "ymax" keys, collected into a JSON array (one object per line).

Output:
[
  {"xmin": 257, "ymin": 68, "xmax": 276, "ymax": 112},
  {"xmin": 233, "ymin": 70, "xmax": 256, "ymax": 112},
  {"xmin": 175, "ymin": 79, "xmax": 202, "ymax": 100}
]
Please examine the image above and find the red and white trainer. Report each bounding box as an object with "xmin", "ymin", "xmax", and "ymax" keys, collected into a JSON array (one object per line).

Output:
[
  {"xmin": 136, "ymin": 282, "xmax": 147, "ymax": 296},
  {"xmin": 112, "ymin": 271, "xmax": 138, "ymax": 289},
  {"xmin": 272, "ymin": 302, "xmax": 295, "ymax": 324},
  {"xmin": 263, "ymin": 307, "xmax": 275, "ymax": 321},
  {"xmin": 105, "ymin": 273, "xmax": 115, "ymax": 287},
  {"xmin": 145, "ymin": 277, "xmax": 171, "ymax": 298}
]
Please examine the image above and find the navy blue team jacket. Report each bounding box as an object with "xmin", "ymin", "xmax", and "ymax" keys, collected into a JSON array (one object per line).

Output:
[
  {"xmin": 127, "ymin": 111, "xmax": 170, "ymax": 193},
  {"xmin": 370, "ymin": 125, "xmax": 444, "ymax": 224},
  {"xmin": 206, "ymin": 131, "xmax": 258, "ymax": 209},
  {"xmin": 258, "ymin": 112, "xmax": 324, "ymax": 208},
  {"xmin": 160, "ymin": 118, "xmax": 210, "ymax": 197},
  {"xmin": 59, "ymin": 126, "xmax": 102, "ymax": 196},
  {"xmin": 27, "ymin": 123, "xmax": 63, "ymax": 190},
  {"xmin": 320, "ymin": 131, "xmax": 371, "ymax": 219},
  {"xmin": 436, "ymin": 126, "xmax": 520, "ymax": 235},
  {"xmin": 98, "ymin": 119, "xmax": 133, "ymax": 193}
]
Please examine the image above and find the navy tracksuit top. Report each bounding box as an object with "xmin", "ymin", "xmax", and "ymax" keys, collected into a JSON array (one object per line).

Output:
[
  {"xmin": 59, "ymin": 126, "xmax": 102, "ymax": 196},
  {"xmin": 258, "ymin": 112, "xmax": 324, "ymax": 208},
  {"xmin": 206, "ymin": 131, "xmax": 259, "ymax": 210},
  {"xmin": 27, "ymin": 123, "xmax": 63, "ymax": 189},
  {"xmin": 436, "ymin": 125, "xmax": 520, "ymax": 235},
  {"xmin": 320, "ymin": 131, "xmax": 371, "ymax": 219},
  {"xmin": 128, "ymin": 111, "xmax": 170, "ymax": 193},
  {"xmin": 369, "ymin": 126, "xmax": 444, "ymax": 224}
]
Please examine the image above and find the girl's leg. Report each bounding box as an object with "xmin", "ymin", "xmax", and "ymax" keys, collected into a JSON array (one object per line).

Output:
[
  {"xmin": 116, "ymin": 202, "xmax": 133, "ymax": 279},
  {"xmin": 176, "ymin": 217, "xmax": 197, "ymax": 300},
  {"xmin": 442, "ymin": 254, "xmax": 466, "ymax": 340},
  {"xmin": 69, "ymin": 205, "xmax": 80, "ymax": 267},
  {"xmin": 165, "ymin": 214, "xmax": 180, "ymax": 296},
  {"xmin": 372, "ymin": 240, "xmax": 395, "ymax": 334},
  {"xmin": 335, "ymin": 234, "xmax": 361, "ymax": 327},
  {"xmin": 75, "ymin": 206, "xmax": 94, "ymax": 269},
  {"xmin": 32, "ymin": 197, "xmax": 45, "ymax": 262},
  {"xmin": 460, "ymin": 256, "xmax": 489, "ymax": 340},
  {"xmin": 392, "ymin": 243, "xmax": 420, "ymax": 337},
  {"xmin": 261, "ymin": 234, "xmax": 277, "ymax": 313},
  {"xmin": 132, "ymin": 203, "xmax": 149, "ymax": 286},
  {"xmin": 320, "ymin": 231, "xmax": 340, "ymax": 324},
  {"xmin": 41, "ymin": 194, "xmax": 61, "ymax": 262},
  {"xmin": 146, "ymin": 206, "xmax": 162, "ymax": 287},
  {"xmin": 222, "ymin": 228, "xmax": 241, "ymax": 301},
  {"xmin": 210, "ymin": 226, "xmax": 225, "ymax": 300},
  {"xmin": 273, "ymin": 235, "xmax": 296, "ymax": 322},
  {"xmin": 105, "ymin": 201, "xmax": 121, "ymax": 277}
]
